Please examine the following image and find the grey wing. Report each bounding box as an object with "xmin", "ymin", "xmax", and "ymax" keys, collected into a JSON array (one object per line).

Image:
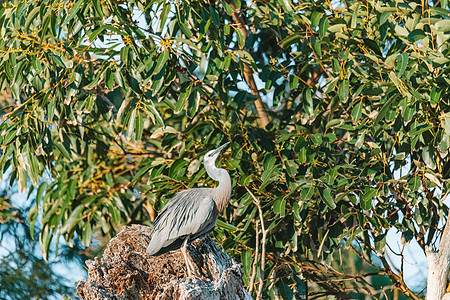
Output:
[{"xmin": 146, "ymin": 189, "xmax": 219, "ymax": 256}]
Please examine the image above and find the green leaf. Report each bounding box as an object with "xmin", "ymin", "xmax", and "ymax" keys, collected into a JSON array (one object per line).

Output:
[
  {"xmin": 280, "ymin": 33, "xmax": 302, "ymax": 49},
  {"xmin": 439, "ymin": 134, "xmax": 449, "ymax": 153},
  {"xmin": 325, "ymin": 119, "xmax": 341, "ymax": 130},
  {"xmin": 284, "ymin": 160, "xmax": 297, "ymax": 177},
  {"xmin": 222, "ymin": 1, "xmax": 233, "ymax": 15},
  {"xmin": 351, "ymin": 6, "xmax": 358, "ymax": 28},
  {"xmin": 81, "ymin": 223, "xmax": 92, "ymax": 247},
  {"xmin": 241, "ymin": 249, "xmax": 252, "ymax": 279},
  {"xmin": 310, "ymin": 133, "xmax": 323, "ymax": 146},
  {"xmin": 374, "ymin": 96, "xmax": 396, "ymax": 124},
  {"xmin": 311, "ymin": 37, "xmax": 322, "ymax": 57},
  {"xmin": 380, "ymin": 11, "xmax": 391, "ymax": 25},
  {"xmin": 105, "ymin": 67, "xmax": 114, "ymax": 90},
  {"xmin": 430, "ymin": 87, "xmax": 442, "ymax": 106},
  {"xmin": 224, "ymin": 23, "xmax": 230, "ymax": 35},
  {"xmin": 216, "ymin": 219, "xmax": 238, "ymax": 231},
  {"xmin": 319, "ymin": 16, "xmax": 329, "ymax": 39},
  {"xmin": 65, "ymin": 0, "xmax": 84, "ymax": 24},
  {"xmin": 278, "ymin": 283, "xmax": 294, "ymax": 299},
  {"xmin": 89, "ymin": 26, "xmax": 106, "ymax": 42},
  {"xmin": 273, "ymin": 199, "xmax": 286, "ymax": 217},
  {"xmin": 395, "ymin": 24, "xmax": 409, "ymax": 37},
  {"xmin": 362, "ymin": 188, "xmax": 376, "ymax": 210},
  {"xmin": 28, "ymin": 206, "xmax": 39, "ymax": 239},
  {"xmin": 28, "ymin": 153, "xmax": 39, "ymax": 186},
  {"xmin": 25, "ymin": 7, "xmax": 40, "ymax": 31},
  {"xmin": 135, "ymin": 111, "xmax": 144, "ymax": 140},
  {"xmin": 422, "ymin": 146, "xmax": 436, "ymax": 170},
  {"xmin": 425, "ymin": 172, "xmax": 442, "ymax": 187},
  {"xmin": 153, "ymin": 50, "xmax": 169, "ymax": 75},
  {"xmin": 132, "ymin": 164, "xmax": 152, "ymax": 184},
  {"xmin": 236, "ymin": 28, "xmax": 245, "ymax": 48},
  {"xmin": 187, "ymin": 89, "xmax": 200, "ymax": 118},
  {"xmin": 409, "ymin": 123, "xmax": 432, "ymax": 137},
  {"xmin": 236, "ymin": 50, "xmax": 257, "ymax": 70},
  {"xmin": 375, "ymin": 234, "xmax": 387, "ymax": 252},
  {"xmin": 408, "ymin": 176, "xmax": 420, "ymax": 191},
  {"xmin": 332, "ymin": 58, "xmax": 340, "ymax": 73},
  {"xmin": 86, "ymin": 71, "xmax": 102, "ymax": 89},
  {"xmin": 355, "ymin": 131, "xmax": 365, "ymax": 148},
  {"xmin": 403, "ymin": 104, "xmax": 415, "ymax": 124},
  {"xmin": 328, "ymin": 24, "xmax": 346, "ymax": 33},
  {"xmin": 159, "ymin": 3, "xmax": 171, "ymax": 31},
  {"xmin": 320, "ymin": 187, "xmax": 335, "ymax": 209},
  {"xmin": 435, "ymin": 19, "xmax": 450, "ymax": 32},
  {"xmin": 39, "ymin": 225, "xmax": 52, "ymax": 261},
  {"xmin": 36, "ymin": 182, "xmax": 47, "ymax": 209},
  {"xmin": 442, "ymin": 116, "xmax": 450, "ymax": 135},
  {"xmin": 209, "ymin": 6, "xmax": 220, "ymax": 26},
  {"xmin": 54, "ymin": 143, "xmax": 71, "ymax": 160},
  {"xmin": 145, "ymin": 101, "xmax": 165, "ymax": 127},
  {"xmin": 293, "ymin": 202, "xmax": 301, "ymax": 222},
  {"xmin": 408, "ymin": 29, "xmax": 426, "ymax": 42},
  {"xmin": 175, "ymin": 82, "xmax": 192, "ymax": 113},
  {"xmin": 127, "ymin": 109, "xmax": 137, "ymax": 140},
  {"xmin": 60, "ymin": 206, "xmax": 85, "ymax": 234},
  {"xmin": 301, "ymin": 184, "xmax": 314, "ymax": 200},
  {"xmin": 352, "ymin": 101, "xmax": 362, "ymax": 123},
  {"xmin": 397, "ymin": 52, "xmax": 408, "ymax": 77},
  {"xmin": 339, "ymin": 79, "xmax": 349, "ymax": 101},
  {"xmin": 179, "ymin": 21, "xmax": 193, "ymax": 39}
]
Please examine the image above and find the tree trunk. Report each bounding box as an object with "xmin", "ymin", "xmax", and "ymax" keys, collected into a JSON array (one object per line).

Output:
[
  {"xmin": 77, "ymin": 224, "xmax": 252, "ymax": 300},
  {"xmin": 426, "ymin": 211, "xmax": 450, "ymax": 300}
]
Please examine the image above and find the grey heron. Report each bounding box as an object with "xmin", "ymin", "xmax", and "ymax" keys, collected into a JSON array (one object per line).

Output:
[{"xmin": 146, "ymin": 142, "xmax": 231, "ymax": 276}]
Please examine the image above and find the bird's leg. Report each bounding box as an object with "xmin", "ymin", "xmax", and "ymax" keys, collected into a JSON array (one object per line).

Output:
[
  {"xmin": 181, "ymin": 237, "xmax": 193, "ymax": 277},
  {"xmin": 186, "ymin": 253, "xmax": 199, "ymax": 277},
  {"xmin": 181, "ymin": 237, "xmax": 199, "ymax": 277}
]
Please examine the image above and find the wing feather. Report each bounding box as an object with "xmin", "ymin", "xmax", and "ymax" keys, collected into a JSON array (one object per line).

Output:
[{"xmin": 146, "ymin": 188, "xmax": 219, "ymax": 256}]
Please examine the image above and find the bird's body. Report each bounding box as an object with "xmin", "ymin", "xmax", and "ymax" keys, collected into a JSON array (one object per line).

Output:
[
  {"xmin": 146, "ymin": 188, "xmax": 221, "ymax": 256},
  {"xmin": 146, "ymin": 142, "xmax": 231, "ymax": 275}
]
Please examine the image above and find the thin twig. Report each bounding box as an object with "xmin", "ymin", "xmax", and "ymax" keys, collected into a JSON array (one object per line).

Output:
[
  {"xmin": 245, "ymin": 186, "xmax": 267, "ymax": 300},
  {"xmin": 80, "ymin": 124, "xmax": 160, "ymax": 157},
  {"xmin": 182, "ymin": 105, "xmax": 212, "ymax": 134},
  {"xmin": 248, "ymin": 219, "xmax": 260, "ymax": 294},
  {"xmin": 356, "ymin": 237, "xmax": 421, "ymax": 300},
  {"xmin": 389, "ymin": 184, "xmax": 426, "ymax": 251}
]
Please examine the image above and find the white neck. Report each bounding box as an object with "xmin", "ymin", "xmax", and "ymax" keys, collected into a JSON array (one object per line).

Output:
[{"xmin": 205, "ymin": 161, "xmax": 231, "ymax": 213}]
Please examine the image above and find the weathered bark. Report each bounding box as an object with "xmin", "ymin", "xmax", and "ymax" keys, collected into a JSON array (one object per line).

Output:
[
  {"xmin": 77, "ymin": 224, "xmax": 252, "ymax": 300},
  {"xmin": 426, "ymin": 211, "xmax": 450, "ymax": 300}
]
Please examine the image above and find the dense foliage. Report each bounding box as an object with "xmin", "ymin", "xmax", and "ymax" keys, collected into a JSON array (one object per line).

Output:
[{"xmin": 1, "ymin": 0, "xmax": 450, "ymax": 298}]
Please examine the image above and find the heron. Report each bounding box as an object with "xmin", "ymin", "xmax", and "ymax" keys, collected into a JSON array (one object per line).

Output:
[{"xmin": 146, "ymin": 142, "xmax": 231, "ymax": 277}]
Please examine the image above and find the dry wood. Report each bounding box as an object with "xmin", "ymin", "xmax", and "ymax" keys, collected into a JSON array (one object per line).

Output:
[
  {"xmin": 77, "ymin": 224, "xmax": 252, "ymax": 300},
  {"xmin": 426, "ymin": 209, "xmax": 450, "ymax": 300}
]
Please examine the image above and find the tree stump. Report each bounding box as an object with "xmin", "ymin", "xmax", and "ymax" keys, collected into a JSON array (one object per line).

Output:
[{"xmin": 77, "ymin": 224, "xmax": 252, "ymax": 300}]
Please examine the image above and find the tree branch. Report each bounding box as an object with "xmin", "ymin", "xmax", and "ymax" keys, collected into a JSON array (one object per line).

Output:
[
  {"xmin": 80, "ymin": 124, "xmax": 161, "ymax": 157},
  {"xmin": 245, "ymin": 186, "xmax": 267, "ymax": 300},
  {"xmin": 248, "ymin": 219, "xmax": 259, "ymax": 294},
  {"xmin": 228, "ymin": 2, "xmax": 270, "ymax": 129},
  {"xmin": 426, "ymin": 207, "xmax": 450, "ymax": 300},
  {"xmin": 356, "ymin": 238, "xmax": 421, "ymax": 300}
]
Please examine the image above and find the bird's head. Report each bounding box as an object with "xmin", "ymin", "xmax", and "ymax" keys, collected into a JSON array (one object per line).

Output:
[{"xmin": 204, "ymin": 142, "xmax": 230, "ymax": 166}]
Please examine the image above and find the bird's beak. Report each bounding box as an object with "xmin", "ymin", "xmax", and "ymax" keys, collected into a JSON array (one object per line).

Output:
[{"xmin": 211, "ymin": 142, "xmax": 230, "ymax": 156}]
